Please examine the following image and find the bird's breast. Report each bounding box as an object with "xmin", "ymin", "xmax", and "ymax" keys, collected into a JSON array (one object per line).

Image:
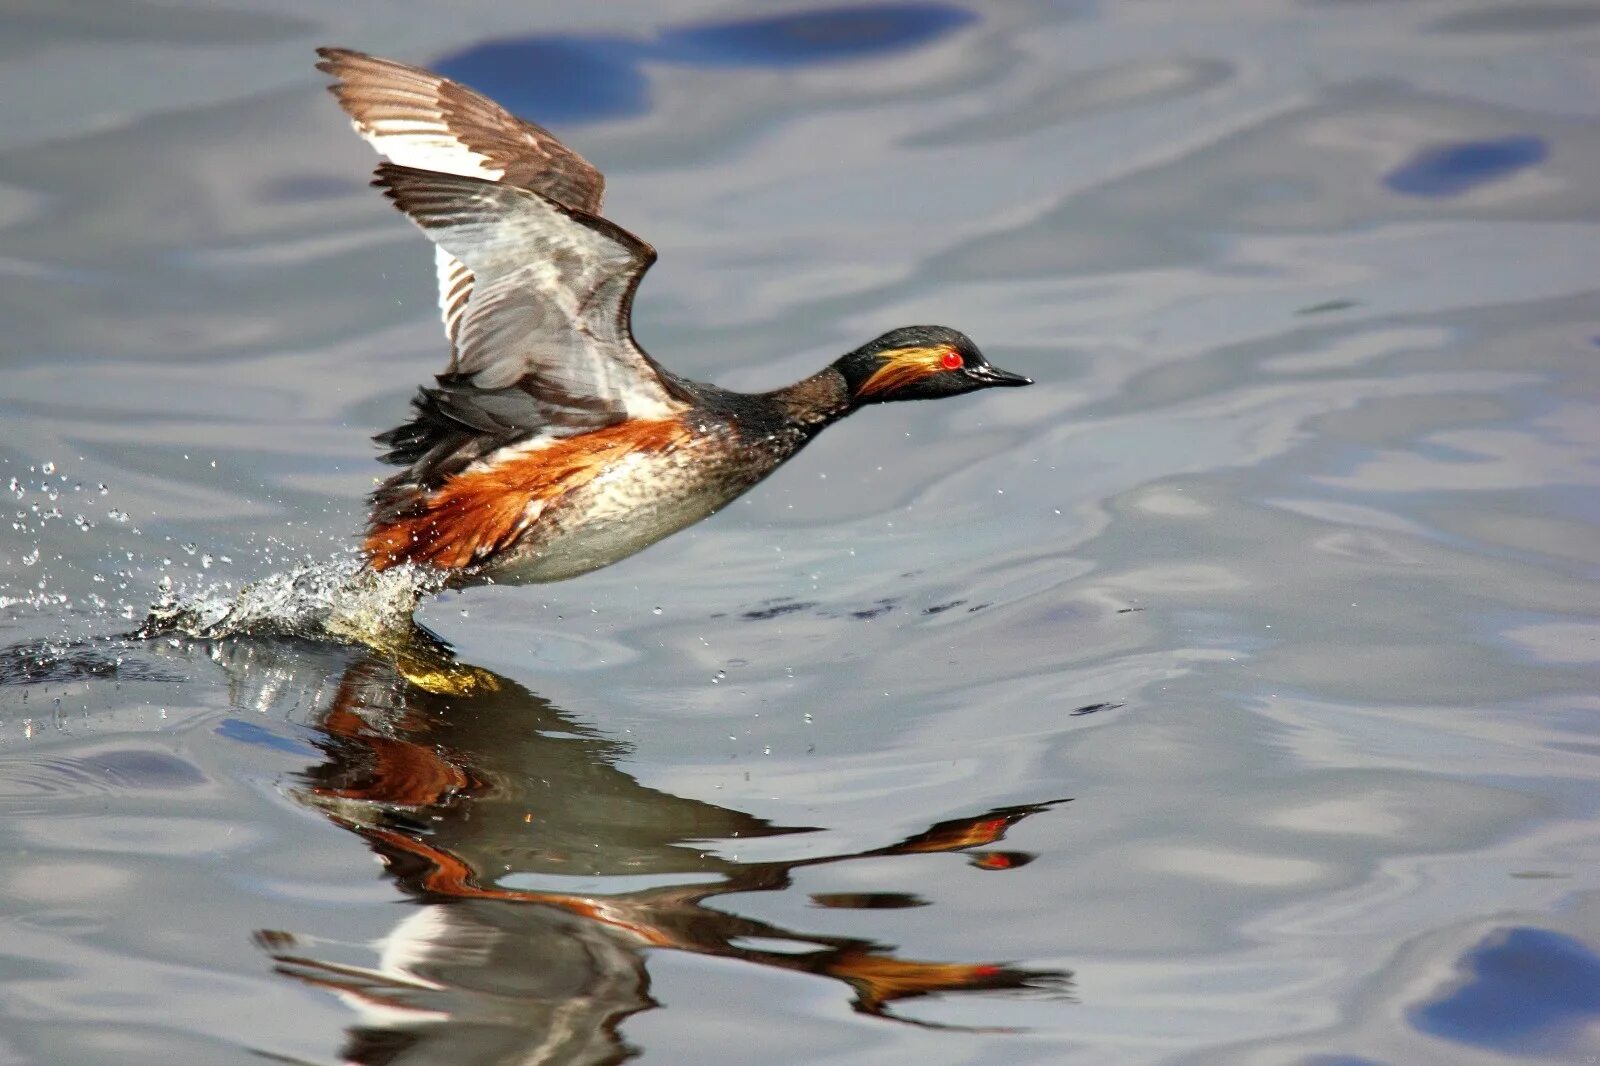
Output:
[{"xmin": 479, "ymin": 419, "xmax": 806, "ymax": 584}]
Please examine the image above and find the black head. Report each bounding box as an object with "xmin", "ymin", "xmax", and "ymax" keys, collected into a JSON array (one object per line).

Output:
[{"xmin": 833, "ymin": 325, "xmax": 1031, "ymax": 405}]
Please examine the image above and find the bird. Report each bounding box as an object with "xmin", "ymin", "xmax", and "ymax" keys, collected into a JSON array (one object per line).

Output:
[{"xmin": 315, "ymin": 47, "xmax": 1032, "ymax": 588}]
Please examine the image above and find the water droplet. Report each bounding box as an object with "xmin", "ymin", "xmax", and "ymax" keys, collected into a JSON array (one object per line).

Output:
[
  {"xmin": 459, "ymin": 609, "xmax": 469, "ymax": 618},
  {"xmin": 652, "ymin": 606, "xmax": 663, "ymax": 615},
  {"xmin": 200, "ymin": 554, "xmax": 214, "ymax": 569},
  {"xmin": 181, "ymin": 542, "xmax": 197, "ymax": 556},
  {"xmin": 21, "ymin": 549, "xmax": 39, "ymax": 566},
  {"xmin": 40, "ymin": 461, "xmax": 55, "ymax": 475},
  {"xmin": 106, "ymin": 510, "xmax": 129, "ymax": 524},
  {"xmin": 762, "ymin": 746, "xmax": 771, "ymax": 755},
  {"xmin": 98, "ymin": 483, "xmax": 109, "ymax": 495}
]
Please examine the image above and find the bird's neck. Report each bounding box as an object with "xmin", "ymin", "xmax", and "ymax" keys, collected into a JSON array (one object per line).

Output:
[{"xmin": 764, "ymin": 366, "xmax": 855, "ymax": 432}]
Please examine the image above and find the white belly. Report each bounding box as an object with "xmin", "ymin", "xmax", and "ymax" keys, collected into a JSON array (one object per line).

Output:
[{"xmin": 480, "ymin": 449, "xmax": 751, "ymax": 584}]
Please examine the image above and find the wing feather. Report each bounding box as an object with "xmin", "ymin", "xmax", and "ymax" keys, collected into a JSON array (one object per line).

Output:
[
  {"xmin": 315, "ymin": 47, "xmax": 603, "ymax": 208},
  {"xmin": 316, "ymin": 47, "xmax": 605, "ymax": 347},
  {"xmin": 372, "ymin": 162, "xmax": 678, "ymax": 421},
  {"xmin": 434, "ymin": 246, "xmax": 475, "ymax": 350}
]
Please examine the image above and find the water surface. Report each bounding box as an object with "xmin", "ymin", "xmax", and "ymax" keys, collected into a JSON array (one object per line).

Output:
[{"xmin": 2, "ymin": 1, "xmax": 1599, "ymax": 1063}]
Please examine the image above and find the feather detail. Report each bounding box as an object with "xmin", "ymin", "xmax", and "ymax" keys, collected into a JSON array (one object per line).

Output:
[
  {"xmin": 855, "ymin": 345, "xmax": 956, "ymax": 399},
  {"xmin": 370, "ymin": 163, "xmax": 677, "ymax": 415},
  {"xmin": 316, "ymin": 46, "xmax": 604, "ymax": 350},
  {"xmin": 364, "ymin": 418, "xmax": 690, "ymax": 571}
]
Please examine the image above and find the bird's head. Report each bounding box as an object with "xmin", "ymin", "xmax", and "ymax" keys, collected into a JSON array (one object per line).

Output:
[{"xmin": 835, "ymin": 326, "xmax": 1031, "ymax": 405}]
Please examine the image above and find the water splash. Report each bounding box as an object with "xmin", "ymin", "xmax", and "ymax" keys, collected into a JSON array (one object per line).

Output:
[
  {"xmin": 138, "ymin": 556, "xmax": 440, "ymax": 646},
  {"xmin": 1, "ymin": 459, "xmax": 436, "ymax": 651}
]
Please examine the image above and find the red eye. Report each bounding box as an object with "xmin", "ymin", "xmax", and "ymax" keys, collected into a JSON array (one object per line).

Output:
[{"xmin": 941, "ymin": 350, "xmax": 964, "ymax": 370}]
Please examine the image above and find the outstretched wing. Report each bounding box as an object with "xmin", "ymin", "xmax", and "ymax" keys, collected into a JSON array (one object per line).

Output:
[
  {"xmin": 373, "ymin": 162, "xmax": 678, "ymax": 422},
  {"xmin": 315, "ymin": 47, "xmax": 605, "ymax": 351}
]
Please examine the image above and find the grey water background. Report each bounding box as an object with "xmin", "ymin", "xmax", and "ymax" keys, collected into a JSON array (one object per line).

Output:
[{"xmin": 2, "ymin": 1, "xmax": 1599, "ymax": 1062}]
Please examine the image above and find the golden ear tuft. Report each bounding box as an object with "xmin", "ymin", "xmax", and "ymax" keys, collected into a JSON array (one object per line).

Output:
[{"xmin": 857, "ymin": 345, "xmax": 957, "ymax": 397}]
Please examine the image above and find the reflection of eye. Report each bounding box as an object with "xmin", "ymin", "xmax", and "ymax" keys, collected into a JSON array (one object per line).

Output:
[{"xmin": 940, "ymin": 350, "xmax": 964, "ymax": 370}]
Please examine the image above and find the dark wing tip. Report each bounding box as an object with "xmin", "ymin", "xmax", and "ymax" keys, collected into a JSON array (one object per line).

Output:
[
  {"xmin": 371, "ymin": 160, "xmax": 464, "ymax": 197},
  {"xmin": 371, "ymin": 160, "xmax": 434, "ymax": 192},
  {"xmin": 370, "ymin": 162, "xmax": 510, "ymax": 235},
  {"xmin": 370, "ymin": 158, "xmax": 405, "ymax": 186},
  {"xmin": 313, "ymin": 45, "xmax": 364, "ymax": 75},
  {"xmin": 315, "ymin": 47, "xmax": 410, "ymax": 91},
  {"xmin": 371, "ymin": 162, "xmax": 431, "ymax": 218}
]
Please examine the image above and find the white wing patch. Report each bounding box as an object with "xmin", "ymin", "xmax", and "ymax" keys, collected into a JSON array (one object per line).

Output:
[
  {"xmin": 353, "ymin": 120, "xmax": 503, "ymax": 180},
  {"xmin": 348, "ymin": 118, "xmax": 496, "ymax": 342},
  {"xmin": 434, "ymin": 246, "xmax": 475, "ymax": 350}
]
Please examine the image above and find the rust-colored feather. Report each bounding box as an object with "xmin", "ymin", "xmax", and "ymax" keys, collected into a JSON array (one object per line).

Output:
[
  {"xmin": 831, "ymin": 953, "xmax": 1025, "ymax": 1014},
  {"xmin": 364, "ymin": 419, "xmax": 688, "ymax": 571}
]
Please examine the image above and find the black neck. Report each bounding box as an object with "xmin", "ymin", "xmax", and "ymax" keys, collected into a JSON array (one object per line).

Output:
[{"xmin": 762, "ymin": 366, "xmax": 854, "ymax": 431}]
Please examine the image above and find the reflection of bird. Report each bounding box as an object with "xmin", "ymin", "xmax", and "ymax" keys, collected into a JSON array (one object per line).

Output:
[
  {"xmin": 316, "ymin": 49, "xmax": 1031, "ymax": 587},
  {"xmin": 225, "ymin": 633, "xmax": 1070, "ymax": 1063}
]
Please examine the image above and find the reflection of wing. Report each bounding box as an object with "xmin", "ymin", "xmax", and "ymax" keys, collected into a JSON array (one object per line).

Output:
[
  {"xmin": 373, "ymin": 163, "xmax": 679, "ymax": 420},
  {"xmin": 260, "ymin": 908, "xmax": 648, "ymax": 1066},
  {"xmin": 316, "ymin": 47, "xmax": 605, "ymax": 351}
]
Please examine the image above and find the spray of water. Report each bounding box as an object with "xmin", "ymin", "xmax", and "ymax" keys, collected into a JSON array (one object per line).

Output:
[
  {"xmin": 138, "ymin": 556, "xmax": 441, "ymax": 645},
  {"xmin": 3, "ymin": 459, "xmax": 441, "ymax": 651}
]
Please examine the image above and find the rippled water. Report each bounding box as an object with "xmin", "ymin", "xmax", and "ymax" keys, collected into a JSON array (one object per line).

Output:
[{"xmin": 3, "ymin": 2, "xmax": 1599, "ymax": 1063}]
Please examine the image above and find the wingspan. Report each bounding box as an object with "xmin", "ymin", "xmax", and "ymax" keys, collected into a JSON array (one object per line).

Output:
[{"xmin": 315, "ymin": 47, "xmax": 605, "ymax": 351}]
